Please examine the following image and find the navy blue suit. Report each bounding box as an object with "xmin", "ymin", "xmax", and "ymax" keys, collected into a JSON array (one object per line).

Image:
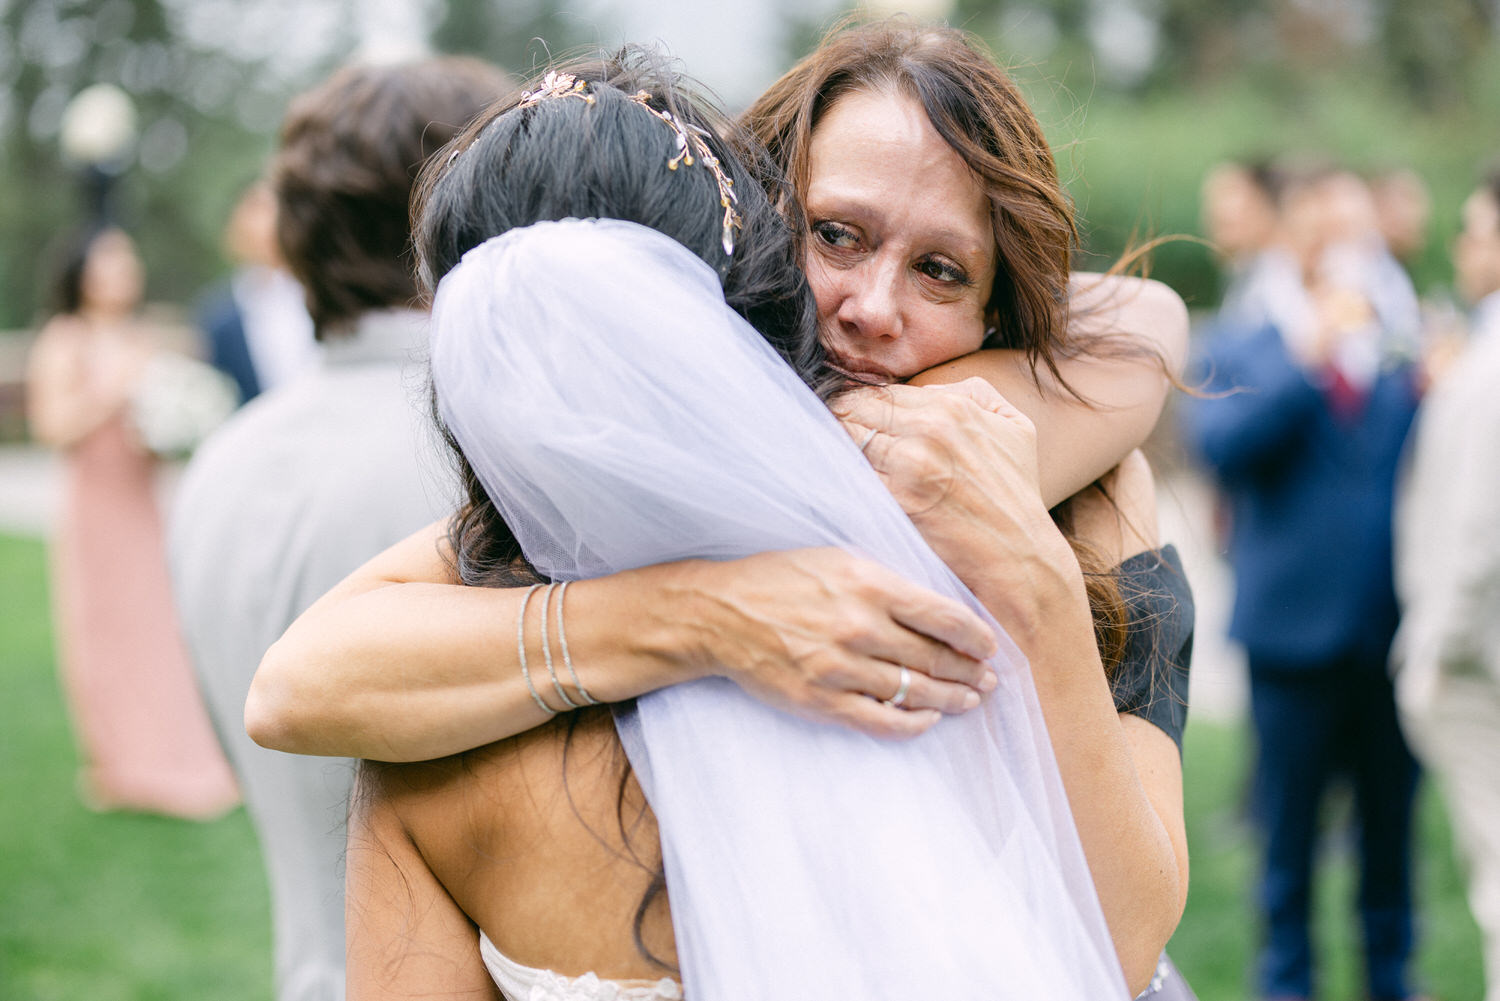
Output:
[
  {"xmin": 197, "ymin": 283, "xmax": 260, "ymax": 406},
  {"xmin": 1185, "ymin": 323, "xmax": 1421, "ymax": 1000}
]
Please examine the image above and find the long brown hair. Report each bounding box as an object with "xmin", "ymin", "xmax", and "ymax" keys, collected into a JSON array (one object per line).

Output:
[
  {"xmin": 744, "ymin": 18, "xmax": 1078, "ymax": 380},
  {"xmin": 746, "ymin": 17, "xmax": 1140, "ymax": 678}
]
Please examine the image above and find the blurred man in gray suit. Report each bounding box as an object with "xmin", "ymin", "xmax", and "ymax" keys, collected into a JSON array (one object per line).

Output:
[
  {"xmin": 1394, "ymin": 169, "xmax": 1500, "ymax": 1001},
  {"xmin": 169, "ymin": 58, "xmax": 505, "ymax": 1001}
]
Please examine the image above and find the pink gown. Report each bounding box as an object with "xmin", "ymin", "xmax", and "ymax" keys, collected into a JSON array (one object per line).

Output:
[{"xmin": 50, "ymin": 413, "xmax": 238, "ymax": 818}]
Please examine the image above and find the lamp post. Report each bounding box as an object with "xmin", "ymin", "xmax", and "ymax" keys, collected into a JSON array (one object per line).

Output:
[{"xmin": 59, "ymin": 83, "xmax": 138, "ymax": 223}]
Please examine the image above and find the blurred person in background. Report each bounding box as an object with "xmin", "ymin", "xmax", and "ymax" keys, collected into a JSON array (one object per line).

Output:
[
  {"xmin": 1201, "ymin": 158, "xmax": 1282, "ymax": 307},
  {"xmin": 1184, "ymin": 159, "xmax": 1425, "ymax": 1001},
  {"xmin": 167, "ymin": 57, "xmax": 506, "ymax": 1001},
  {"xmin": 1222, "ymin": 163, "xmax": 1421, "ymax": 361},
  {"xmin": 24, "ymin": 224, "xmax": 239, "ymax": 818},
  {"xmin": 1372, "ymin": 168, "xmax": 1432, "ymax": 270},
  {"xmin": 196, "ymin": 181, "xmax": 316, "ymax": 406},
  {"xmin": 1393, "ymin": 167, "xmax": 1500, "ymax": 1001}
]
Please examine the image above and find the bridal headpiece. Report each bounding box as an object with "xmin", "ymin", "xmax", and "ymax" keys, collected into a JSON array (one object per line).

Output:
[{"xmin": 514, "ymin": 71, "xmax": 742, "ymax": 256}]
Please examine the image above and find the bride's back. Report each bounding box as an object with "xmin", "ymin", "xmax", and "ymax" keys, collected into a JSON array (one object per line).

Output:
[{"xmin": 353, "ymin": 709, "xmax": 677, "ymax": 982}]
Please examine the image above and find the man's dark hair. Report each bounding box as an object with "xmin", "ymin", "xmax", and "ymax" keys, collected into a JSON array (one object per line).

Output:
[{"xmin": 272, "ymin": 57, "xmax": 508, "ymax": 339}]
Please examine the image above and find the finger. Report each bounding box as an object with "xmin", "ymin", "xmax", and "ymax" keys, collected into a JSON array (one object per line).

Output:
[
  {"xmin": 826, "ymin": 694, "xmax": 942, "ymax": 741},
  {"xmin": 837, "ymin": 416, "xmax": 880, "ymax": 454},
  {"xmin": 879, "ymin": 580, "xmax": 998, "ymax": 662},
  {"xmin": 858, "ymin": 660, "xmax": 982, "ymax": 715},
  {"xmin": 829, "ymin": 384, "xmax": 919, "ymax": 429},
  {"xmin": 841, "ymin": 614, "xmax": 993, "ymax": 690},
  {"xmin": 926, "ymin": 376, "xmax": 1009, "ymax": 412},
  {"xmin": 827, "ymin": 384, "xmax": 891, "ymax": 418}
]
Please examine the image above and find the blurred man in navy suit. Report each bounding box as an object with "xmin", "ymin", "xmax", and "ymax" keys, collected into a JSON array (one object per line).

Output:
[
  {"xmin": 196, "ymin": 182, "xmax": 315, "ymax": 405},
  {"xmin": 1186, "ymin": 165, "xmax": 1424, "ymax": 1001}
]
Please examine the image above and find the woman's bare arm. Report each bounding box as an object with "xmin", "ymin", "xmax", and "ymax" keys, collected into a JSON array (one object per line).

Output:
[
  {"xmin": 248, "ymin": 525, "xmax": 998, "ymax": 760},
  {"xmin": 909, "ymin": 274, "xmax": 1189, "ymax": 507},
  {"xmin": 250, "ymin": 275, "xmax": 1183, "ymax": 763},
  {"xmin": 837, "ymin": 385, "xmax": 1187, "ymax": 994},
  {"xmin": 25, "ymin": 318, "xmax": 138, "ymax": 448},
  {"xmin": 345, "ymin": 768, "xmax": 502, "ymax": 1000}
]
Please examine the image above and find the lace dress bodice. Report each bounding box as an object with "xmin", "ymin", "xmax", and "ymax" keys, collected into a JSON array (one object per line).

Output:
[{"xmin": 478, "ymin": 931, "xmax": 683, "ymax": 1001}]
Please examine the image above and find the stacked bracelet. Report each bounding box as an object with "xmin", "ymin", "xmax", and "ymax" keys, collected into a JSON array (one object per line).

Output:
[
  {"xmin": 517, "ymin": 580, "xmax": 601, "ymax": 715},
  {"xmin": 516, "ymin": 584, "xmax": 557, "ymax": 717},
  {"xmin": 538, "ymin": 583, "xmax": 581, "ymax": 710},
  {"xmin": 555, "ymin": 581, "xmax": 601, "ymax": 706}
]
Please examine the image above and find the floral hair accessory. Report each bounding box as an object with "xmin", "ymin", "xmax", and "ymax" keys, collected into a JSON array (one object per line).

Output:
[
  {"xmin": 517, "ymin": 70, "xmax": 596, "ymax": 108},
  {"xmin": 627, "ymin": 90, "xmax": 742, "ymax": 256},
  {"xmin": 460, "ymin": 71, "xmax": 743, "ymax": 257}
]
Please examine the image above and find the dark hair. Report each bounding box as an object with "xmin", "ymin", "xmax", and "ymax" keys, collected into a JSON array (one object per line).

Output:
[
  {"xmin": 46, "ymin": 224, "xmax": 111, "ymax": 317},
  {"xmin": 271, "ymin": 57, "xmax": 509, "ymax": 339},
  {"xmin": 1484, "ymin": 166, "xmax": 1500, "ymax": 225},
  {"xmin": 409, "ymin": 49, "xmax": 834, "ymax": 973},
  {"xmin": 414, "ymin": 46, "xmax": 832, "ymax": 589},
  {"xmin": 744, "ymin": 17, "xmax": 1077, "ymax": 376},
  {"xmin": 1242, "ymin": 157, "xmax": 1288, "ymax": 206}
]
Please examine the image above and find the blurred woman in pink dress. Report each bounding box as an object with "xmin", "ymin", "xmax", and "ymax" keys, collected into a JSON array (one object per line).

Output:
[{"xmin": 26, "ymin": 225, "xmax": 238, "ymax": 819}]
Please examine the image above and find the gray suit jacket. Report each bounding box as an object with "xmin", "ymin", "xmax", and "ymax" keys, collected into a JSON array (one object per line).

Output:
[{"xmin": 169, "ymin": 309, "xmax": 454, "ymax": 1001}]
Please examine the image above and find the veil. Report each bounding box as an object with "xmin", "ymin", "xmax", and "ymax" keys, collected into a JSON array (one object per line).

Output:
[{"xmin": 431, "ymin": 218, "xmax": 1128, "ymax": 999}]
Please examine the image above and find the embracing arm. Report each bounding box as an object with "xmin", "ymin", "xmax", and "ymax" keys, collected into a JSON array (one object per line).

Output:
[
  {"xmin": 248, "ymin": 525, "xmax": 997, "ymax": 760},
  {"xmin": 250, "ymin": 276, "xmax": 1182, "ymax": 763},
  {"xmin": 838, "ymin": 386, "xmax": 1187, "ymax": 994},
  {"xmin": 1023, "ymin": 452, "xmax": 1188, "ymax": 991},
  {"xmin": 910, "ymin": 274, "xmax": 1189, "ymax": 507}
]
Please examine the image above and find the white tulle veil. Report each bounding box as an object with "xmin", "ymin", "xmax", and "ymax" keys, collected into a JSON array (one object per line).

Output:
[{"xmin": 430, "ymin": 217, "xmax": 1128, "ymax": 1000}]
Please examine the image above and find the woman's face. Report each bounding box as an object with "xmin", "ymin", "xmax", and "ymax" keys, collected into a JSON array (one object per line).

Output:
[
  {"xmin": 81, "ymin": 228, "xmax": 145, "ymax": 313},
  {"xmin": 803, "ymin": 87, "xmax": 995, "ymax": 381}
]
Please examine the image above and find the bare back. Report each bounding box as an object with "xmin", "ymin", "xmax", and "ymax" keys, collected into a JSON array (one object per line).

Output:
[{"xmin": 349, "ymin": 708, "xmax": 676, "ymax": 993}]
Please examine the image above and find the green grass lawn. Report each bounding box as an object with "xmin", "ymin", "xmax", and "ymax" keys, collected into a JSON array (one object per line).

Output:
[
  {"xmin": 0, "ymin": 531, "xmax": 1484, "ymax": 999},
  {"xmin": 0, "ymin": 533, "xmax": 272, "ymax": 1001},
  {"xmin": 1172, "ymin": 715, "xmax": 1484, "ymax": 1000}
]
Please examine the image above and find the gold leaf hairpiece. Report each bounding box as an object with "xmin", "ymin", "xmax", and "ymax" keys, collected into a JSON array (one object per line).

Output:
[
  {"xmin": 501, "ymin": 72, "xmax": 743, "ymax": 257},
  {"xmin": 627, "ymin": 90, "xmax": 742, "ymax": 257}
]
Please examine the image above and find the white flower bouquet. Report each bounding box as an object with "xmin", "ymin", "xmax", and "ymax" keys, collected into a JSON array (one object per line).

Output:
[{"xmin": 130, "ymin": 352, "xmax": 239, "ymax": 458}]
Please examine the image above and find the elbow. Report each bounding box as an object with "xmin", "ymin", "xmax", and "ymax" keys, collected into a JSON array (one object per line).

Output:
[
  {"xmin": 244, "ymin": 639, "xmax": 315, "ymax": 754},
  {"xmin": 1114, "ymin": 842, "xmax": 1189, "ymax": 997},
  {"xmin": 1138, "ymin": 278, "xmax": 1190, "ymax": 381},
  {"xmin": 26, "ymin": 410, "xmax": 71, "ymax": 450},
  {"xmin": 1118, "ymin": 885, "xmax": 1187, "ymax": 998},
  {"xmin": 1076, "ymin": 271, "xmax": 1191, "ymax": 379}
]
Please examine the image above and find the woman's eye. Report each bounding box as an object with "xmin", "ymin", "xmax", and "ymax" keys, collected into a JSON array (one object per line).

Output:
[
  {"xmin": 917, "ymin": 258, "xmax": 970, "ymax": 285},
  {"xmin": 813, "ymin": 221, "xmax": 859, "ymax": 249}
]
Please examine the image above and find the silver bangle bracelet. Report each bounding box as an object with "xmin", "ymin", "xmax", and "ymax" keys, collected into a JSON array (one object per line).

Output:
[
  {"xmin": 516, "ymin": 583, "xmax": 557, "ymax": 717},
  {"xmin": 555, "ymin": 580, "xmax": 601, "ymax": 706},
  {"xmin": 538, "ymin": 583, "xmax": 581, "ymax": 710}
]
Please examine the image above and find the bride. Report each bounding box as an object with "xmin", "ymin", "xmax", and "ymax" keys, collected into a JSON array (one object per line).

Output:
[{"xmin": 346, "ymin": 53, "xmax": 1181, "ymax": 1000}]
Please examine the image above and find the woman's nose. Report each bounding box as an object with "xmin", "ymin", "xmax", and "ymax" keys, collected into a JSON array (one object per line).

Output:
[{"xmin": 835, "ymin": 258, "xmax": 902, "ymax": 342}]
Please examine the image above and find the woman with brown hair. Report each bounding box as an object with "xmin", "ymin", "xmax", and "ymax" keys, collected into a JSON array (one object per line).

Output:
[{"xmin": 251, "ymin": 22, "xmax": 1191, "ymax": 999}]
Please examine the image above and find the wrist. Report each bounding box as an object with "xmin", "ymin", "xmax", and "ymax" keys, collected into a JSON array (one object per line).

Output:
[
  {"xmin": 559, "ymin": 565, "xmax": 713, "ymax": 705},
  {"xmin": 967, "ymin": 538, "xmax": 1091, "ymax": 651},
  {"xmin": 621, "ymin": 560, "xmax": 722, "ymax": 682}
]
